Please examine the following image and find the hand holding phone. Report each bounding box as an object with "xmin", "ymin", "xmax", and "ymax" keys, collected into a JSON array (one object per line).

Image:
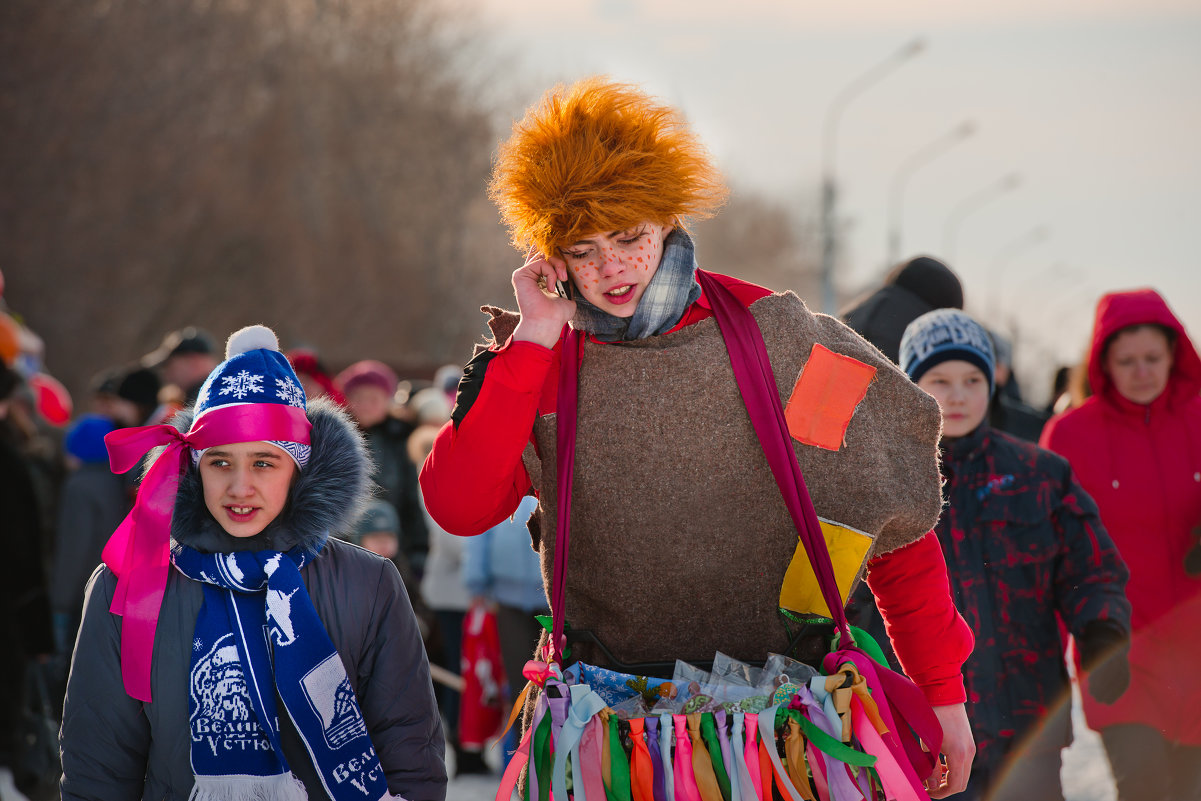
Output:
[{"xmin": 511, "ymin": 248, "xmax": 576, "ymax": 348}]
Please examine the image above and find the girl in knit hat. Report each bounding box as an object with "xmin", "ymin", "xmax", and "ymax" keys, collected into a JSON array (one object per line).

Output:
[
  {"xmin": 420, "ymin": 77, "xmax": 976, "ymax": 797},
  {"xmin": 899, "ymin": 309, "xmax": 1131, "ymax": 801},
  {"xmin": 60, "ymin": 326, "xmax": 446, "ymax": 801}
]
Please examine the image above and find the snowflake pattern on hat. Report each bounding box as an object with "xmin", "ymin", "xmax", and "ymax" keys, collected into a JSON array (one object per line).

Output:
[
  {"xmin": 275, "ymin": 376, "xmax": 305, "ymax": 408},
  {"xmin": 220, "ymin": 370, "xmax": 264, "ymax": 400}
]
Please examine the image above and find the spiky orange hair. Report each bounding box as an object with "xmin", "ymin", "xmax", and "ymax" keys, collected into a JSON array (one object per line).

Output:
[{"xmin": 489, "ymin": 77, "xmax": 728, "ymax": 258}]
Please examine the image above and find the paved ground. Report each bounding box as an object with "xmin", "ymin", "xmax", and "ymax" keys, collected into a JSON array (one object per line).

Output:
[{"xmin": 445, "ymin": 686, "xmax": 1116, "ymax": 801}]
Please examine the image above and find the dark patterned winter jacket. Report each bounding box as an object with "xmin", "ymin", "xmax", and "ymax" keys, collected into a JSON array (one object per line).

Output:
[{"xmin": 938, "ymin": 423, "xmax": 1129, "ymax": 773}]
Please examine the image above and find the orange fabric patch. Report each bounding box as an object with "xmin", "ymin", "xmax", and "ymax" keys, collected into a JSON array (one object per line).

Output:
[{"xmin": 785, "ymin": 344, "xmax": 877, "ymax": 451}]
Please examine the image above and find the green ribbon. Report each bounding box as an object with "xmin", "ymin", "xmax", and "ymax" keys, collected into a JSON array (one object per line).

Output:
[
  {"xmin": 606, "ymin": 714, "xmax": 632, "ymax": 801},
  {"xmin": 700, "ymin": 712, "xmax": 731, "ymax": 801},
  {"xmin": 532, "ymin": 705, "xmax": 553, "ymax": 801},
  {"xmin": 778, "ymin": 708, "xmax": 877, "ymax": 768}
]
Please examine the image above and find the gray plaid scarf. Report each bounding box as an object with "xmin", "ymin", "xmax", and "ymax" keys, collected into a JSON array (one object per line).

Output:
[{"xmin": 570, "ymin": 229, "xmax": 702, "ymax": 342}]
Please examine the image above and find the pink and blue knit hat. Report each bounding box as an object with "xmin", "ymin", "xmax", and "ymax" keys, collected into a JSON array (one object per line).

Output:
[{"xmin": 191, "ymin": 325, "xmax": 311, "ymax": 469}]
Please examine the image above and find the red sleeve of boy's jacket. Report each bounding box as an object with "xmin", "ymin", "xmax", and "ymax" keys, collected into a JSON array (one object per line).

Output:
[
  {"xmin": 419, "ymin": 339, "xmax": 552, "ymax": 536},
  {"xmin": 866, "ymin": 532, "xmax": 973, "ymax": 705}
]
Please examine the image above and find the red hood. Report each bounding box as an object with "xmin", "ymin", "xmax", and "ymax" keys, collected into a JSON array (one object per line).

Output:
[{"xmin": 1086, "ymin": 288, "xmax": 1201, "ymax": 406}]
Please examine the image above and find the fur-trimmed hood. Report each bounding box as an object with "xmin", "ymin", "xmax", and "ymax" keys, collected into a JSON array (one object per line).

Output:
[{"xmin": 160, "ymin": 397, "xmax": 372, "ymax": 555}]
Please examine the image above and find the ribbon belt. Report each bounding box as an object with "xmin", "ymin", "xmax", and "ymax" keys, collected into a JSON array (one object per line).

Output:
[{"xmin": 101, "ymin": 403, "xmax": 311, "ymax": 702}]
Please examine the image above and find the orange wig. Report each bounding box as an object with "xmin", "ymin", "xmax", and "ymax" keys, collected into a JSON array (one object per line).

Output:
[{"xmin": 488, "ymin": 77, "xmax": 728, "ymax": 258}]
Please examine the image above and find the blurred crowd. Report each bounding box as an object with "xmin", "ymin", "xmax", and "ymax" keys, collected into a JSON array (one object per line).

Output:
[
  {"xmin": 0, "ymin": 275, "xmax": 549, "ymax": 796},
  {"xmin": 1, "ymin": 249, "xmax": 1198, "ymax": 801}
]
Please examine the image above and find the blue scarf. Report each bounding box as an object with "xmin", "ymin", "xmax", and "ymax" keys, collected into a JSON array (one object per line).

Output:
[
  {"xmin": 173, "ymin": 544, "xmax": 394, "ymax": 801},
  {"xmin": 570, "ymin": 228, "xmax": 702, "ymax": 342}
]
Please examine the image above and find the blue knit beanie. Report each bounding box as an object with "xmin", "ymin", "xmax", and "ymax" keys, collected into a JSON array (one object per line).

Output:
[
  {"xmin": 900, "ymin": 309, "xmax": 996, "ymax": 395},
  {"xmin": 191, "ymin": 325, "xmax": 311, "ymax": 469},
  {"xmin": 66, "ymin": 414, "xmax": 116, "ymax": 464}
]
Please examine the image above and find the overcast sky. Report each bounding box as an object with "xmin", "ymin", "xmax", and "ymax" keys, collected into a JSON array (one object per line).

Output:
[{"xmin": 461, "ymin": 0, "xmax": 1199, "ymax": 400}]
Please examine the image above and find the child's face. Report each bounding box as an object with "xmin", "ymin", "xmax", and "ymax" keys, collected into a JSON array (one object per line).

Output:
[
  {"xmin": 199, "ymin": 441, "xmax": 297, "ymax": 538},
  {"xmin": 916, "ymin": 360, "xmax": 990, "ymax": 440},
  {"xmin": 359, "ymin": 532, "xmax": 399, "ymax": 559}
]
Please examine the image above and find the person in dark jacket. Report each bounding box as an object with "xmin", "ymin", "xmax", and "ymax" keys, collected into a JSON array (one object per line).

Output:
[
  {"xmin": 50, "ymin": 414, "xmax": 128, "ymax": 653},
  {"xmin": 0, "ymin": 364, "xmax": 54, "ymax": 801},
  {"xmin": 840, "ymin": 254, "xmax": 964, "ymax": 363},
  {"xmin": 60, "ymin": 326, "xmax": 446, "ymax": 801},
  {"xmin": 900, "ymin": 309, "xmax": 1132, "ymax": 801},
  {"xmin": 337, "ymin": 359, "xmax": 429, "ymax": 576}
]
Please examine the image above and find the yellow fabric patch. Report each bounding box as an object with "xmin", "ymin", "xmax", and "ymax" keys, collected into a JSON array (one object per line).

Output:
[{"xmin": 779, "ymin": 518, "xmax": 874, "ymax": 618}]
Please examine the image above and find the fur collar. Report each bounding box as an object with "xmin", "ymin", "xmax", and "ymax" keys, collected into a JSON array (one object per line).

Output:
[{"xmin": 162, "ymin": 398, "xmax": 372, "ymax": 554}]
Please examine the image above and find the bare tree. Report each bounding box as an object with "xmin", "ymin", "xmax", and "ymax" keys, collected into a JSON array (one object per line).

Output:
[{"xmin": 1, "ymin": 0, "xmax": 513, "ymax": 399}]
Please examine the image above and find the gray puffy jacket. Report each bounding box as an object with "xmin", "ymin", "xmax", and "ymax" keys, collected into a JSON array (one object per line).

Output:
[{"xmin": 59, "ymin": 399, "xmax": 447, "ymax": 801}]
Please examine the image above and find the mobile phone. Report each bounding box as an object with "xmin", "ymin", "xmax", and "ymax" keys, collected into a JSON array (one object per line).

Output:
[{"xmin": 556, "ymin": 278, "xmax": 574, "ymax": 300}]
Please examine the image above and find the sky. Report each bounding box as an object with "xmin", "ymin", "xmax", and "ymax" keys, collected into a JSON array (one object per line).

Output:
[{"xmin": 458, "ymin": 0, "xmax": 1200, "ymax": 402}]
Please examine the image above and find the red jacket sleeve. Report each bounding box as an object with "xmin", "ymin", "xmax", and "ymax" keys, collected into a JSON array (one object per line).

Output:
[
  {"xmin": 865, "ymin": 531, "xmax": 974, "ymax": 705},
  {"xmin": 419, "ymin": 339, "xmax": 553, "ymax": 536}
]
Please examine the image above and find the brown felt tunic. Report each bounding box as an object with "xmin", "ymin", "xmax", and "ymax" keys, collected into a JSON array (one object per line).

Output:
[{"xmin": 508, "ymin": 291, "xmax": 943, "ymax": 667}]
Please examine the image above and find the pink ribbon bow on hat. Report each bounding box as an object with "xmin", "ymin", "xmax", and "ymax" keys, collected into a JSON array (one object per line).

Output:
[{"xmin": 101, "ymin": 403, "xmax": 311, "ymax": 702}]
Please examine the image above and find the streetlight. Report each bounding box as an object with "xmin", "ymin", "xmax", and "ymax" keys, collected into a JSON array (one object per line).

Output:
[
  {"xmin": 886, "ymin": 119, "xmax": 976, "ymax": 267},
  {"xmin": 942, "ymin": 171, "xmax": 1022, "ymax": 265},
  {"xmin": 986, "ymin": 225, "xmax": 1051, "ymax": 322},
  {"xmin": 820, "ymin": 37, "xmax": 925, "ymax": 313}
]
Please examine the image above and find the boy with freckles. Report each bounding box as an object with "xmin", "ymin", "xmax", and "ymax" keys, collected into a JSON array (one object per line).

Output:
[{"xmin": 420, "ymin": 77, "xmax": 977, "ymax": 797}]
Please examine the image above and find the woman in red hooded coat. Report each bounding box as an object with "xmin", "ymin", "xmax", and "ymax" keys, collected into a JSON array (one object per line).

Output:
[{"xmin": 1041, "ymin": 288, "xmax": 1201, "ymax": 801}]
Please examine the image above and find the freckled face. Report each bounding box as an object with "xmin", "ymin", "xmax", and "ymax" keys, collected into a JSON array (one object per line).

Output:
[{"xmin": 559, "ymin": 222, "xmax": 673, "ymax": 318}]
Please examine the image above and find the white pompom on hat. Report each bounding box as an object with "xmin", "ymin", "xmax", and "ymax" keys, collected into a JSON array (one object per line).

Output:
[{"xmin": 225, "ymin": 324, "xmax": 280, "ymax": 359}]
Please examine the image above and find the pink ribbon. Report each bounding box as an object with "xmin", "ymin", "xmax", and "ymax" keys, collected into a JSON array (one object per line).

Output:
[
  {"xmin": 497, "ymin": 716, "xmax": 535, "ymax": 801},
  {"xmin": 578, "ymin": 715, "xmax": 608, "ymax": 801},
  {"xmin": 851, "ymin": 699, "xmax": 926, "ymax": 801},
  {"xmin": 101, "ymin": 403, "xmax": 312, "ymax": 702},
  {"xmin": 742, "ymin": 712, "xmax": 764, "ymax": 801},
  {"xmin": 673, "ymin": 715, "xmax": 702, "ymax": 801}
]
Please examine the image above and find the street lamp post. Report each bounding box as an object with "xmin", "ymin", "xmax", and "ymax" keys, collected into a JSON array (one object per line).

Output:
[
  {"xmin": 942, "ymin": 171, "xmax": 1022, "ymax": 265},
  {"xmin": 886, "ymin": 119, "xmax": 976, "ymax": 267},
  {"xmin": 820, "ymin": 37, "xmax": 925, "ymax": 313}
]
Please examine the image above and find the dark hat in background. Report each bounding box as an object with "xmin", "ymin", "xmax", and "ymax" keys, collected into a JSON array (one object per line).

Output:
[
  {"xmin": 0, "ymin": 363, "xmax": 21, "ymax": 401},
  {"xmin": 141, "ymin": 326, "xmax": 216, "ymax": 368},
  {"xmin": 117, "ymin": 367, "xmax": 163, "ymax": 409},
  {"xmin": 886, "ymin": 256, "xmax": 964, "ymax": 311},
  {"xmin": 336, "ymin": 360, "xmax": 399, "ymax": 397},
  {"xmin": 90, "ymin": 366, "xmax": 124, "ymax": 397},
  {"xmin": 346, "ymin": 500, "xmax": 399, "ymax": 546},
  {"xmin": 900, "ymin": 308, "xmax": 996, "ymax": 395}
]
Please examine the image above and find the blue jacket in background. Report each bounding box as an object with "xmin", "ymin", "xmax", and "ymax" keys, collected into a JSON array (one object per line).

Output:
[{"xmin": 462, "ymin": 495, "xmax": 546, "ymax": 612}]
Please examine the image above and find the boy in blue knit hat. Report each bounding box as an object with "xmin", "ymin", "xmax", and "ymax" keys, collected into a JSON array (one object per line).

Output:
[
  {"xmin": 897, "ymin": 308, "xmax": 1132, "ymax": 801},
  {"xmin": 61, "ymin": 325, "xmax": 446, "ymax": 801}
]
